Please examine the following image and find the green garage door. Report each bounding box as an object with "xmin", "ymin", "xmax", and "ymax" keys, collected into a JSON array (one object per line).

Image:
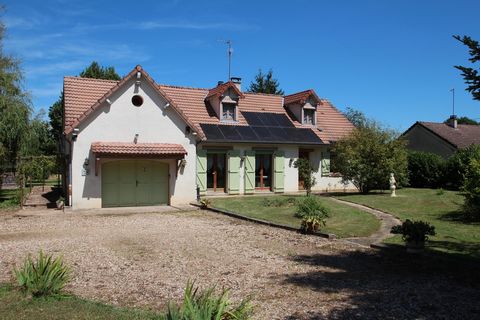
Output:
[{"xmin": 102, "ymin": 160, "xmax": 169, "ymax": 207}]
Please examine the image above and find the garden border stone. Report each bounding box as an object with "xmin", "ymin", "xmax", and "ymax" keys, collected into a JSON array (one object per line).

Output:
[{"xmin": 190, "ymin": 202, "xmax": 336, "ymax": 239}]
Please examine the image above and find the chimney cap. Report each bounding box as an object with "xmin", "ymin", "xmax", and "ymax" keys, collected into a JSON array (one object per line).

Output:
[
  {"xmin": 217, "ymin": 81, "xmax": 224, "ymax": 86},
  {"xmin": 230, "ymin": 77, "xmax": 242, "ymax": 83}
]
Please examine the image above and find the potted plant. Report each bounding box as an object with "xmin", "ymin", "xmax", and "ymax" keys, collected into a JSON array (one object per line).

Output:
[
  {"xmin": 295, "ymin": 196, "xmax": 329, "ymax": 234},
  {"xmin": 391, "ymin": 219, "xmax": 436, "ymax": 253}
]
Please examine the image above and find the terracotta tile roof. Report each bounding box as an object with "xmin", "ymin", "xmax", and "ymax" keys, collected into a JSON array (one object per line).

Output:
[
  {"xmin": 63, "ymin": 66, "xmax": 354, "ymax": 144},
  {"xmin": 284, "ymin": 89, "xmax": 320, "ymax": 105},
  {"xmin": 64, "ymin": 77, "xmax": 118, "ymax": 129},
  {"xmin": 91, "ymin": 142, "xmax": 187, "ymax": 155},
  {"xmin": 205, "ymin": 81, "xmax": 245, "ymax": 100},
  {"xmin": 416, "ymin": 122, "xmax": 480, "ymax": 149}
]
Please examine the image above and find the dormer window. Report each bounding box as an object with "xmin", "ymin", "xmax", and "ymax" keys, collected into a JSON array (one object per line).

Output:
[
  {"xmin": 303, "ymin": 109, "xmax": 315, "ymax": 125},
  {"xmin": 222, "ymin": 102, "xmax": 237, "ymax": 121}
]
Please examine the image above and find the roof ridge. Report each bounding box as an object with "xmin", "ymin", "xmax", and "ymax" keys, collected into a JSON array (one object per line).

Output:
[
  {"xmin": 64, "ymin": 76, "xmax": 120, "ymax": 84},
  {"xmin": 243, "ymin": 91, "xmax": 283, "ymax": 97},
  {"xmin": 158, "ymin": 83, "xmax": 209, "ymax": 91},
  {"xmin": 284, "ymin": 89, "xmax": 313, "ymax": 97}
]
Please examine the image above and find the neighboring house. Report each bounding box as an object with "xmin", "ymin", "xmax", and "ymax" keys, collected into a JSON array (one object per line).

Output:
[
  {"xmin": 402, "ymin": 116, "xmax": 480, "ymax": 158},
  {"xmin": 63, "ymin": 65, "xmax": 355, "ymax": 209}
]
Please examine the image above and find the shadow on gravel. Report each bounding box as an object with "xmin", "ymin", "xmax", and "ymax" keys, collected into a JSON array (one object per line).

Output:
[{"xmin": 282, "ymin": 247, "xmax": 480, "ymax": 320}]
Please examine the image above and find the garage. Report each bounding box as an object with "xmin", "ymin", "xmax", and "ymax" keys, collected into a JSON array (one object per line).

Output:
[{"xmin": 102, "ymin": 160, "xmax": 169, "ymax": 207}]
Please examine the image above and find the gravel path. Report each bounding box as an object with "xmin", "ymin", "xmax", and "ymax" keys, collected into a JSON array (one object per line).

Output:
[{"xmin": 0, "ymin": 208, "xmax": 478, "ymax": 319}]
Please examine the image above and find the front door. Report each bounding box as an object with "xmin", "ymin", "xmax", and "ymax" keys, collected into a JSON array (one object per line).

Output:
[
  {"xmin": 102, "ymin": 160, "xmax": 169, "ymax": 207},
  {"xmin": 255, "ymin": 154, "xmax": 272, "ymax": 190},
  {"xmin": 207, "ymin": 153, "xmax": 226, "ymax": 192}
]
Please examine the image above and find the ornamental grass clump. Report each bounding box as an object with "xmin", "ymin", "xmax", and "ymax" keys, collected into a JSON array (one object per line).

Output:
[
  {"xmin": 295, "ymin": 196, "xmax": 330, "ymax": 233},
  {"xmin": 14, "ymin": 250, "xmax": 70, "ymax": 297},
  {"xmin": 161, "ymin": 281, "xmax": 253, "ymax": 320}
]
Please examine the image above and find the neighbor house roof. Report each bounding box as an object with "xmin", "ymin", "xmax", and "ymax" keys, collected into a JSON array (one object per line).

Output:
[
  {"xmin": 63, "ymin": 66, "xmax": 354, "ymax": 144},
  {"xmin": 91, "ymin": 142, "xmax": 187, "ymax": 156},
  {"xmin": 406, "ymin": 122, "xmax": 480, "ymax": 149}
]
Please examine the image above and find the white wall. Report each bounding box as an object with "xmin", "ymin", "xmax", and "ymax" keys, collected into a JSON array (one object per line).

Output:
[
  {"xmin": 310, "ymin": 146, "xmax": 356, "ymax": 192},
  {"xmin": 70, "ymin": 77, "xmax": 197, "ymax": 209}
]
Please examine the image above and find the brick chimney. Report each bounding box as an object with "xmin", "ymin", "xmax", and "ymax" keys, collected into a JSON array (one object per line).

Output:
[{"xmin": 447, "ymin": 115, "xmax": 458, "ymax": 129}]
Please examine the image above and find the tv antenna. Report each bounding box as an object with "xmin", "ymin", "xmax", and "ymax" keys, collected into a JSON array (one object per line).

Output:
[
  {"xmin": 218, "ymin": 39, "xmax": 233, "ymax": 80},
  {"xmin": 450, "ymin": 88, "xmax": 455, "ymax": 116}
]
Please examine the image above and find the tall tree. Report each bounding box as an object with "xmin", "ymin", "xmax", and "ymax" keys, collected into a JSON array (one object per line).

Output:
[
  {"xmin": 333, "ymin": 123, "xmax": 408, "ymax": 193},
  {"xmin": 443, "ymin": 116, "xmax": 479, "ymax": 125},
  {"xmin": 0, "ymin": 13, "xmax": 31, "ymax": 168},
  {"xmin": 454, "ymin": 35, "xmax": 480, "ymax": 101},
  {"xmin": 48, "ymin": 61, "xmax": 121, "ymax": 148},
  {"xmin": 247, "ymin": 69, "xmax": 284, "ymax": 95},
  {"xmin": 343, "ymin": 107, "xmax": 369, "ymax": 128}
]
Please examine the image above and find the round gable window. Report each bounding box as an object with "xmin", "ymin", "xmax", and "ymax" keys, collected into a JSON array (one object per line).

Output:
[{"xmin": 131, "ymin": 95, "xmax": 144, "ymax": 107}]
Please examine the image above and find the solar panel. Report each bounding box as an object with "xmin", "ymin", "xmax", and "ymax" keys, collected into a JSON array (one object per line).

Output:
[
  {"xmin": 200, "ymin": 123, "xmax": 323, "ymax": 144},
  {"xmin": 200, "ymin": 124, "xmax": 225, "ymax": 140},
  {"xmin": 219, "ymin": 125, "xmax": 242, "ymax": 140},
  {"xmin": 236, "ymin": 126, "xmax": 259, "ymax": 141},
  {"xmin": 242, "ymin": 112, "xmax": 294, "ymax": 128}
]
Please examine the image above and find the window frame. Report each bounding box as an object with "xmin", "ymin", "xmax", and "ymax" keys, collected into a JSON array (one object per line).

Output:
[
  {"xmin": 221, "ymin": 102, "xmax": 237, "ymax": 122},
  {"xmin": 302, "ymin": 108, "xmax": 316, "ymax": 125}
]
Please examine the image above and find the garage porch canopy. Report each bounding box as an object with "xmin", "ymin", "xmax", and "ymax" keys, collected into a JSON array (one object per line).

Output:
[{"xmin": 91, "ymin": 141, "xmax": 187, "ymax": 175}]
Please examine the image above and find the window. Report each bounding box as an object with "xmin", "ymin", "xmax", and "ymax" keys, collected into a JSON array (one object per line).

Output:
[
  {"xmin": 303, "ymin": 109, "xmax": 315, "ymax": 125},
  {"xmin": 131, "ymin": 95, "xmax": 144, "ymax": 107},
  {"xmin": 222, "ymin": 103, "xmax": 236, "ymax": 121},
  {"xmin": 255, "ymin": 154, "xmax": 272, "ymax": 190}
]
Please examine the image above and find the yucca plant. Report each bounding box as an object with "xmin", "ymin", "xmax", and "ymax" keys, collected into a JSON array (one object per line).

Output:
[
  {"xmin": 13, "ymin": 250, "xmax": 70, "ymax": 297},
  {"xmin": 161, "ymin": 281, "xmax": 253, "ymax": 320}
]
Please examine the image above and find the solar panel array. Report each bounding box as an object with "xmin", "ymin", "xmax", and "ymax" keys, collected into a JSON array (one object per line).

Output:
[{"xmin": 200, "ymin": 112, "xmax": 323, "ymax": 144}]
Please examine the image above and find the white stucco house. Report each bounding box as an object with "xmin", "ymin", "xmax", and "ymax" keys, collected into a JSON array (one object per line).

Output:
[{"xmin": 62, "ymin": 65, "xmax": 355, "ymax": 209}]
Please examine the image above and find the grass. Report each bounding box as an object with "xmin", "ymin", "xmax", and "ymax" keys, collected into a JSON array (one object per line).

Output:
[
  {"xmin": 0, "ymin": 189, "xmax": 20, "ymax": 210},
  {"xmin": 210, "ymin": 195, "xmax": 381, "ymax": 238},
  {"xmin": 0, "ymin": 284, "xmax": 158, "ymax": 320},
  {"xmin": 334, "ymin": 188, "xmax": 480, "ymax": 259}
]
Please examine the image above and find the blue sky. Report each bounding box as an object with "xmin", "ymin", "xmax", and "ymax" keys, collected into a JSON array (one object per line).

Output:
[{"xmin": 3, "ymin": 0, "xmax": 480, "ymax": 131}]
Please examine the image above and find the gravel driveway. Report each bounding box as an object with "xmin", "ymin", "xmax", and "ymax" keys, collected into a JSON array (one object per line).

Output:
[{"xmin": 0, "ymin": 208, "xmax": 478, "ymax": 319}]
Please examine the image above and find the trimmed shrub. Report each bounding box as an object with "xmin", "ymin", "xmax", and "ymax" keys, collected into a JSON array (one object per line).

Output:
[
  {"xmin": 407, "ymin": 151, "xmax": 446, "ymax": 188},
  {"xmin": 161, "ymin": 281, "xmax": 253, "ymax": 320},
  {"xmin": 445, "ymin": 145, "xmax": 480, "ymax": 190},
  {"xmin": 14, "ymin": 250, "xmax": 70, "ymax": 297},
  {"xmin": 463, "ymin": 158, "xmax": 480, "ymax": 220}
]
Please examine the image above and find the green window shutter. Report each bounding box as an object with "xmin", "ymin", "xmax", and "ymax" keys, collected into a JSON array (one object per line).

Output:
[
  {"xmin": 321, "ymin": 151, "xmax": 331, "ymax": 176},
  {"xmin": 227, "ymin": 150, "xmax": 241, "ymax": 195},
  {"xmin": 196, "ymin": 150, "xmax": 207, "ymax": 194},
  {"xmin": 273, "ymin": 151, "xmax": 285, "ymax": 193},
  {"xmin": 244, "ymin": 150, "xmax": 255, "ymax": 194}
]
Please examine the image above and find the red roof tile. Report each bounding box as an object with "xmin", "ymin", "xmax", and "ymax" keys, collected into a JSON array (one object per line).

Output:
[
  {"xmin": 284, "ymin": 89, "xmax": 320, "ymax": 105},
  {"xmin": 91, "ymin": 142, "xmax": 187, "ymax": 156},
  {"xmin": 205, "ymin": 81, "xmax": 245, "ymax": 100},
  {"xmin": 63, "ymin": 67, "xmax": 354, "ymax": 144}
]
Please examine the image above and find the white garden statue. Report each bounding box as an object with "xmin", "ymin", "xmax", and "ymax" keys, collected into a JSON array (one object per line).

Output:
[{"xmin": 389, "ymin": 173, "xmax": 397, "ymax": 197}]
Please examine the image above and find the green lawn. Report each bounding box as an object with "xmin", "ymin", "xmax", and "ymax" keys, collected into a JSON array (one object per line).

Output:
[
  {"xmin": 0, "ymin": 285, "xmax": 158, "ymax": 320},
  {"xmin": 210, "ymin": 195, "xmax": 381, "ymax": 238},
  {"xmin": 334, "ymin": 188, "xmax": 480, "ymax": 259}
]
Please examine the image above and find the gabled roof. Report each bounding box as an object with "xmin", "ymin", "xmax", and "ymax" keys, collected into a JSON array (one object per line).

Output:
[
  {"xmin": 205, "ymin": 81, "xmax": 245, "ymax": 100},
  {"xmin": 404, "ymin": 121, "xmax": 480, "ymax": 149},
  {"xmin": 64, "ymin": 65, "xmax": 203, "ymax": 139},
  {"xmin": 284, "ymin": 89, "xmax": 321, "ymax": 105},
  {"xmin": 63, "ymin": 66, "xmax": 354, "ymax": 144}
]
